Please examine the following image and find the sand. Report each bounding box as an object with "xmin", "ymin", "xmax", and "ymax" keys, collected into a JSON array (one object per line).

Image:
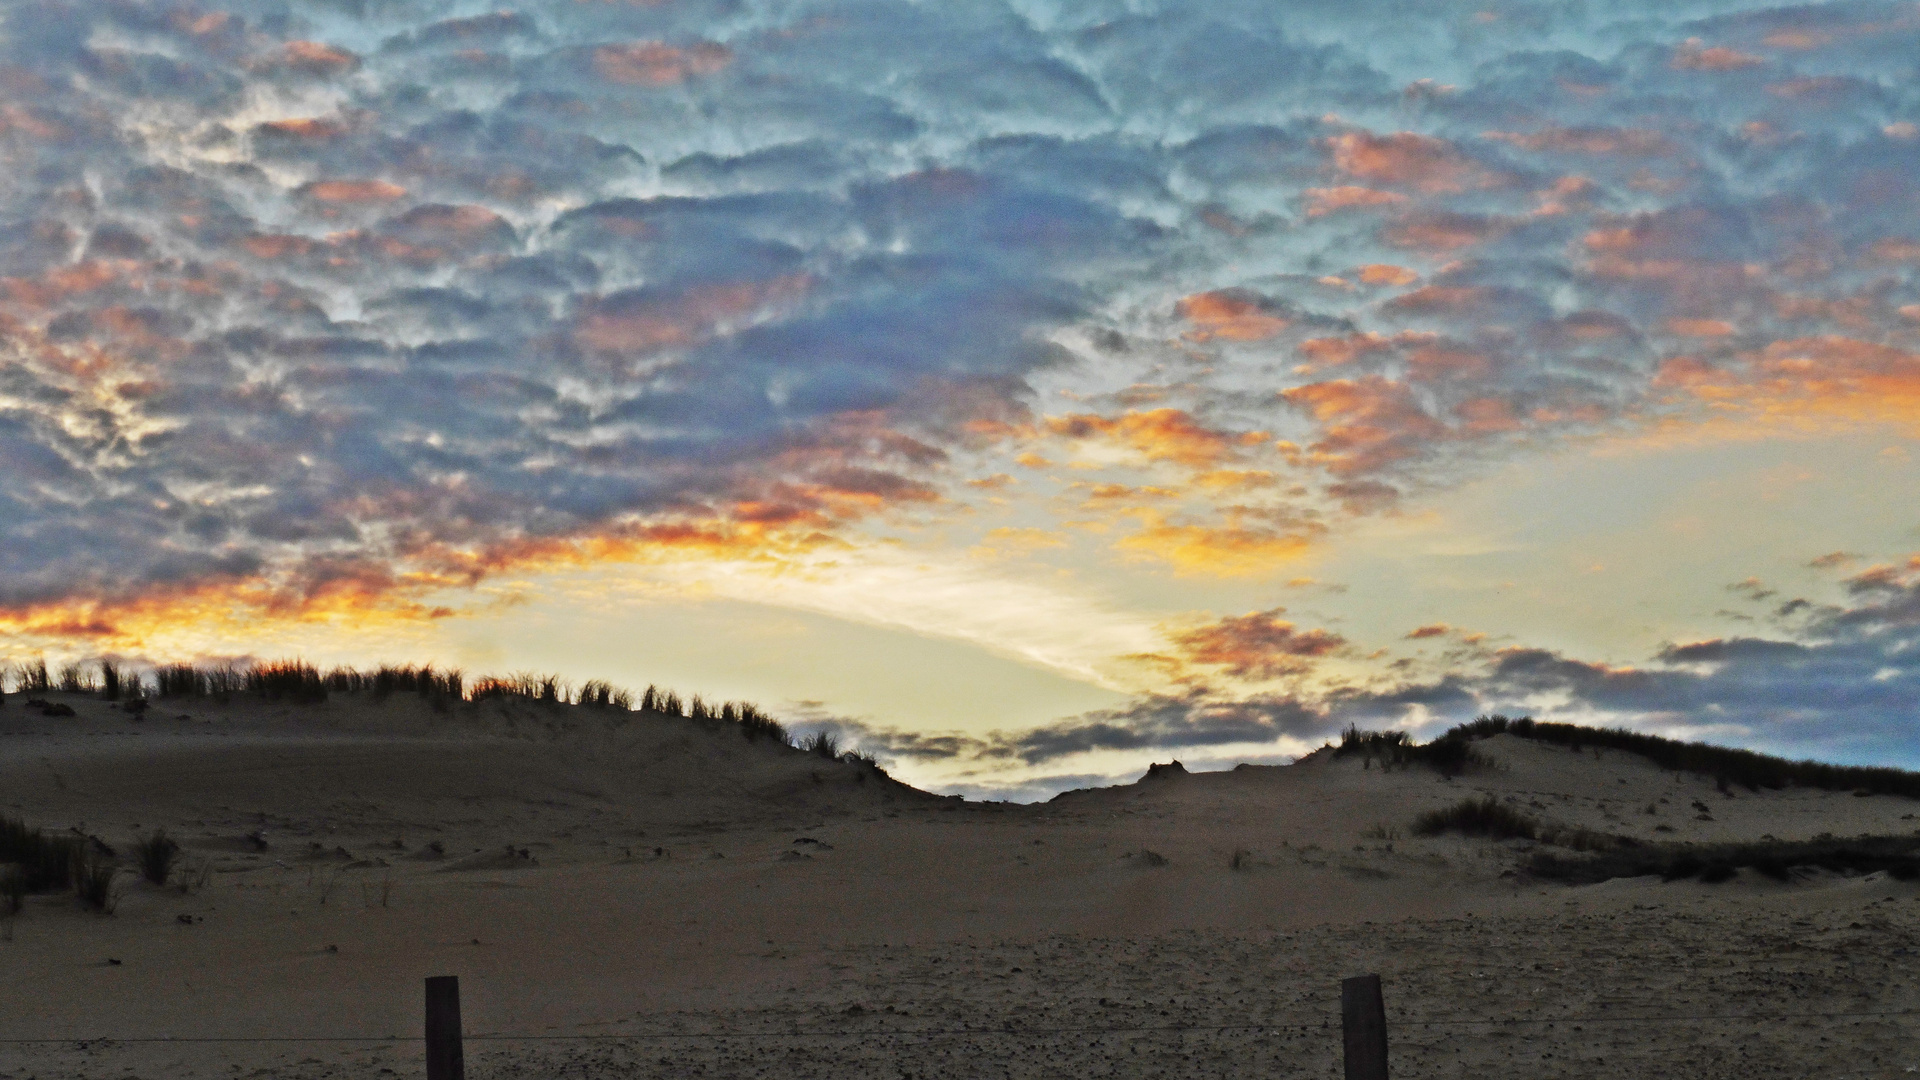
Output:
[{"xmin": 3, "ymin": 691, "xmax": 1919, "ymax": 1078}]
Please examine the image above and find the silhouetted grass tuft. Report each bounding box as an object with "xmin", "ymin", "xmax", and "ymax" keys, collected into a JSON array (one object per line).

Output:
[
  {"xmin": 244, "ymin": 660, "xmax": 326, "ymax": 703},
  {"xmin": 1530, "ymin": 834, "xmax": 1920, "ymax": 884},
  {"xmin": 13, "ymin": 660, "xmax": 50, "ymax": 694},
  {"xmin": 801, "ymin": 729, "xmax": 841, "ymax": 760},
  {"xmin": 1336, "ymin": 726, "xmax": 1485, "ymax": 777},
  {"xmin": 1444, "ymin": 714, "xmax": 1920, "ymax": 798},
  {"xmin": 72, "ymin": 847, "xmax": 117, "ymax": 912},
  {"xmin": 133, "ymin": 829, "xmax": 180, "ymax": 886},
  {"xmin": 56, "ymin": 663, "xmax": 94, "ymax": 694},
  {"xmin": 327, "ymin": 665, "xmax": 464, "ymax": 710},
  {"xmin": 100, "ymin": 661, "xmax": 124, "ymax": 701}
]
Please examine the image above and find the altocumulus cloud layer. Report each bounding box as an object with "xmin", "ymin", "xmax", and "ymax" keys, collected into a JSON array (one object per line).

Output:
[{"xmin": 1, "ymin": 0, "xmax": 1919, "ymax": 777}]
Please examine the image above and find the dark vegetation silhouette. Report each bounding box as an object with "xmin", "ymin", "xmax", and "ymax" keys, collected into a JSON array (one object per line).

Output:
[
  {"xmin": 1411, "ymin": 796, "xmax": 1623, "ymax": 851},
  {"xmin": 5, "ymin": 659, "xmax": 831, "ymax": 765},
  {"xmin": 1447, "ymin": 714, "xmax": 1920, "ymax": 798},
  {"xmin": 1337, "ymin": 714, "xmax": 1920, "ymax": 798},
  {"xmin": 1333, "ymin": 725, "xmax": 1482, "ymax": 776},
  {"xmin": 133, "ymin": 829, "xmax": 180, "ymax": 886},
  {"xmin": 0, "ymin": 814, "xmax": 119, "ymax": 910},
  {"xmin": 1531, "ymin": 834, "xmax": 1920, "ymax": 884}
]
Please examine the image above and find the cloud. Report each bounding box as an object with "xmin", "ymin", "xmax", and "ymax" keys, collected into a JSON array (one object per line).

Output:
[
  {"xmin": 1167, "ymin": 607, "xmax": 1345, "ymax": 679},
  {"xmin": 908, "ymin": 560, "xmax": 1920, "ymax": 775},
  {"xmin": 1046, "ymin": 409, "xmax": 1265, "ymax": 469},
  {"xmin": 0, "ymin": 0, "xmax": 1916, "ymax": 722}
]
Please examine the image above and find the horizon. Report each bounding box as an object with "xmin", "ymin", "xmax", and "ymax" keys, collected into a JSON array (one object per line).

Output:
[{"xmin": 2, "ymin": 0, "xmax": 1918, "ymax": 799}]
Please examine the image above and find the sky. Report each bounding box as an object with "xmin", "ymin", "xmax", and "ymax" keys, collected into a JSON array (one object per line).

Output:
[{"xmin": 1, "ymin": 0, "xmax": 1918, "ymax": 799}]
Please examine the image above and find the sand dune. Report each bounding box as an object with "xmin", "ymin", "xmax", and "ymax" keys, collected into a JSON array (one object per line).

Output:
[{"xmin": 3, "ymin": 690, "xmax": 1918, "ymax": 1078}]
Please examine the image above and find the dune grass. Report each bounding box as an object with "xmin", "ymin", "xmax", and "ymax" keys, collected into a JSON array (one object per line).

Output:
[
  {"xmin": 1412, "ymin": 796, "xmax": 1540, "ymax": 840},
  {"xmin": 1446, "ymin": 715, "xmax": 1920, "ymax": 798},
  {"xmin": 1335, "ymin": 726, "xmax": 1485, "ymax": 777},
  {"xmin": 11, "ymin": 655, "xmax": 844, "ymax": 767},
  {"xmin": 1411, "ymin": 797, "xmax": 1627, "ymax": 852},
  {"xmin": 1530, "ymin": 834, "xmax": 1920, "ymax": 884},
  {"xmin": 133, "ymin": 829, "xmax": 180, "ymax": 886},
  {"xmin": 0, "ymin": 814, "xmax": 83, "ymax": 892}
]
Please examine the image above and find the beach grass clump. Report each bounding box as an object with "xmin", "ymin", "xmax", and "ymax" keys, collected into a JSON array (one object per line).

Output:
[
  {"xmin": 0, "ymin": 814, "xmax": 84, "ymax": 893},
  {"xmin": 1444, "ymin": 714, "xmax": 1920, "ymax": 798},
  {"xmin": 1, "ymin": 867, "xmax": 23, "ymax": 916},
  {"xmin": 800, "ymin": 729, "xmax": 841, "ymax": 760},
  {"xmin": 12, "ymin": 660, "xmax": 52, "ymax": 694},
  {"xmin": 56, "ymin": 663, "xmax": 95, "ymax": 694},
  {"xmin": 72, "ymin": 847, "xmax": 117, "ymax": 912},
  {"xmin": 1412, "ymin": 796, "xmax": 1540, "ymax": 841},
  {"xmin": 133, "ymin": 829, "xmax": 180, "ymax": 886}
]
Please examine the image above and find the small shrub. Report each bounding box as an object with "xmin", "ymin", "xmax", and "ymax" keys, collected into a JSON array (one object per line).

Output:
[
  {"xmin": 100, "ymin": 662, "xmax": 123, "ymax": 701},
  {"xmin": 1229, "ymin": 848, "xmax": 1252, "ymax": 870},
  {"xmin": 133, "ymin": 829, "xmax": 180, "ymax": 886},
  {"xmin": 1412, "ymin": 797, "xmax": 1539, "ymax": 841}
]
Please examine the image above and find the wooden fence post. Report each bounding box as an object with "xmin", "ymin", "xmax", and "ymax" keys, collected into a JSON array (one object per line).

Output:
[
  {"xmin": 1341, "ymin": 973, "xmax": 1388, "ymax": 1080},
  {"xmin": 425, "ymin": 975, "xmax": 464, "ymax": 1080}
]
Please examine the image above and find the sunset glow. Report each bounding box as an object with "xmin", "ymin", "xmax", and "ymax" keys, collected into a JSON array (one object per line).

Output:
[{"xmin": 3, "ymin": 0, "xmax": 1919, "ymax": 797}]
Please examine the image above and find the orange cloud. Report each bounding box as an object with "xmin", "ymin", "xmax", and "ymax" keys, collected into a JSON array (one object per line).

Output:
[
  {"xmin": 1295, "ymin": 331, "xmax": 1417, "ymax": 371},
  {"xmin": 1652, "ymin": 336, "xmax": 1920, "ymax": 433},
  {"xmin": 1483, "ymin": 127, "xmax": 1673, "ymax": 156},
  {"xmin": 1671, "ymin": 39, "xmax": 1764, "ymax": 71},
  {"xmin": 593, "ymin": 41, "xmax": 731, "ymax": 85},
  {"xmin": 1046, "ymin": 408, "xmax": 1266, "ymax": 469},
  {"xmin": 1386, "ymin": 285, "xmax": 1494, "ymax": 314},
  {"xmin": 1169, "ymin": 608, "xmax": 1346, "ymax": 679},
  {"xmin": 1406, "ymin": 624, "xmax": 1450, "ymax": 639},
  {"xmin": 1763, "ymin": 29, "xmax": 1834, "ymax": 49},
  {"xmin": 1325, "ymin": 131, "xmax": 1498, "ymax": 193},
  {"xmin": 1302, "ymin": 185, "xmax": 1407, "ymax": 217},
  {"xmin": 272, "ymin": 41, "xmax": 360, "ymax": 75},
  {"xmin": 1177, "ymin": 290, "xmax": 1289, "ymax": 341},
  {"xmin": 1667, "ymin": 318, "xmax": 1735, "ymax": 337},
  {"xmin": 1357, "ymin": 264, "xmax": 1420, "ymax": 287},
  {"xmin": 1280, "ymin": 376, "xmax": 1445, "ymax": 476},
  {"xmin": 1871, "ymin": 238, "xmax": 1920, "ymax": 262},
  {"xmin": 1115, "ymin": 514, "xmax": 1315, "ymax": 577},
  {"xmin": 302, "ymin": 179, "xmax": 407, "ymax": 203},
  {"xmin": 256, "ymin": 117, "xmax": 347, "ymax": 140}
]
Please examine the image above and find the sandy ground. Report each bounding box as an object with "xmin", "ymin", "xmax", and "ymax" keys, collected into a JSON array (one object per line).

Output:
[{"xmin": 3, "ymin": 691, "xmax": 1919, "ymax": 1078}]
